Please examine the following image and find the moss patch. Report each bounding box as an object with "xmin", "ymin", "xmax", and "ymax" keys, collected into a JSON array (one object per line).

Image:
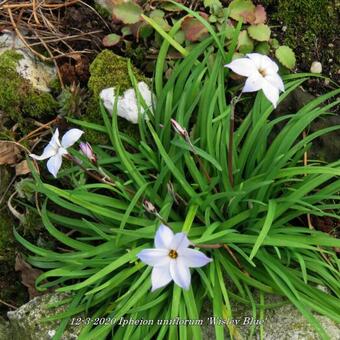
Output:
[
  {"xmin": 257, "ymin": 0, "xmax": 338, "ymax": 76},
  {"xmin": 77, "ymin": 50, "xmax": 148, "ymax": 144},
  {"xmin": 0, "ymin": 210, "xmax": 15, "ymax": 265},
  {"xmin": 0, "ymin": 50, "xmax": 57, "ymax": 133}
]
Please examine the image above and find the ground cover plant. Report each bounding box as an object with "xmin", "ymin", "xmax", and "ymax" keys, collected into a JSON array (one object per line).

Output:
[{"xmin": 14, "ymin": 5, "xmax": 340, "ymax": 340}]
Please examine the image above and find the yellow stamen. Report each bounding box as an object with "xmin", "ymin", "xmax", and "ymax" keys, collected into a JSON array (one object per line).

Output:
[{"xmin": 168, "ymin": 249, "xmax": 178, "ymax": 259}]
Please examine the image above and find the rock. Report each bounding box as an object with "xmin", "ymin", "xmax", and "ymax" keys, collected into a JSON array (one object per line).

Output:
[
  {"xmin": 82, "ymin": 49, "xmax": 149, "ymax": 143},
  {"xmin": 100, "ymin": 81, "xmax": 154, "ymax": 124},
  {"xmin": 0, "ymin": 50, "xmax": 57, "ymax": 129},
  {"xmin": 310, "ymin": 61, "xmax": 322, "ymax": 74},
  {"xmin": 273, "ymin": 88, "xmax": 340, "ymax": 162},
  {"xmin": 7, "ymin": 293, "xmax": 83, "ymax": 340},
  {"xmin": 202, "ymin": 294, "xmax": 340, "ymax": 339},
  {"xmin": 0, "ymin": 33, "xmax": 56, "ymax": 92}
]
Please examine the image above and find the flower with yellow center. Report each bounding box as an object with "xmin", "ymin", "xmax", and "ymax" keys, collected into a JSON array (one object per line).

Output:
[
  {"xmin": 225, "ymin": 53, "xmax": 284, "ymax": 108},
  {"xmin": 137, "ymin": 225, "xmax": 212, "ymax": 291}
]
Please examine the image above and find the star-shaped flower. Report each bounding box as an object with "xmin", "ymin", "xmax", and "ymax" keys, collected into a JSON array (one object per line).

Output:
[
  {"xmin": 30, "ymin": 128, "xmax": 83, "ymax": 177},
  {"xmin": 137, "ymin": 225, "xmax": 212, "ymax": 291},
  {"xmin": 225, "ymin": 53, "xmax": 284, "ymax": 108}
]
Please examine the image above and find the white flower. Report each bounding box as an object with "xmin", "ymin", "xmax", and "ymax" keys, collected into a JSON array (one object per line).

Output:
[
  {"xmin": 137, "ymin": 225, "xmax": 212, "ymax": 291},
  {"xmin": 225, "ymin": 53, "xmax": 284, "ymax": 108},
  {"xmin": 30, "ymin": 128, "xmax": 83, "ymax": 177},
  {"xmin": 100, "ymin": 81, "xmax": 154, "ymax": 124}
]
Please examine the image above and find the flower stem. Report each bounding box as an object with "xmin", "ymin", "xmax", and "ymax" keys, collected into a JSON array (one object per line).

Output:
[{"xmin": 228, "ymin": 93, "xmax": 242, "ymax": 188}]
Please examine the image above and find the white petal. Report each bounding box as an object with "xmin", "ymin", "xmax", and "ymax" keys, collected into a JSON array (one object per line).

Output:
[
  {"xmin": 137, "ymin": 249, "xmax": 169, "ymax": 267},
  {"xmin": 29, "ymin": 143, "xmax": 57, "ymax": 160},
  {"xmin": 180, "ymin": 248, "xmax": 212, "ymax": 268},
  {"xmin": 61, "ymin": 129, "xmax": 84, "ymax": 148},
  {"xmin": 242, "ymin": 74, "xmax": 264, "ymax": 93},
  {"xmin": 155, "ymin": 224, "xmax": 174, "ymax": 249},
  {"xmin": 225, "ymin": 58, "xmax": 258, "ymax": 77},
  {"xmin": 246, "ymin": 53, "xmax": 263, "ymax": 69},
  {"xmin": 151, "ymin": 265, "xmax": 172, "ymax": 291},
  {"xmin": 50, "ymin": 129, "xmax": 61, "ymax": 147},
  {"xmin": 46, "ymin": 154, "xmax": 63, "ymax": 178},
  {"xmin": 29, "ymin": 129, "xmax": 60, "ymax": 160},
  {"xmin": 169, "ymin": 258, "xmax": 191, "ymax": 290},
  {"xmin": 265, "ymin": 73, "xmax": 284, "ymax": 92},
  {"xmin": 247, "ymin": 53, "xmax": 279, "ymax": 74},
  {"xmin": 170, "ymin": 233, "xmax": 190, "ymax": 252},
  {"xmin": 262, "ymin": 80, "xmax": 280, "ymax": 108}
]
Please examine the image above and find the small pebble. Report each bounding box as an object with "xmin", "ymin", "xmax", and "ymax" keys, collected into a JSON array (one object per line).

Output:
[{"xmin": 310, "ymin": 61, "xmax": 322, "ymax": 74}]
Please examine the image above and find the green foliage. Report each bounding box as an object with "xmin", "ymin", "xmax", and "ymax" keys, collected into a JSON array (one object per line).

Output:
[
  {"xmin": 101, "ymin": 0, "xmax": 295, "ymax": 70},
  {"xmin": 275, "ymin": 45, "xmax": 296, "ymax": 69},
  {"xmin": 102, "ymin": 33, "xmax": 121, "ymax": 47},
  {"xmin": 228, "ymin": 0, "xmax": 255, "ymax": 21},
  {"xmin": 17, "ymin": 20, "xmax": 340, "ymax": 340},
  {"xmin": 238, "ymin": 30, "xmax": 254, "ymax": 54},
  {"xmin": 112, "ymin": 2, "xmax": 142, "ymax": 24},
  {"xmin": 0, "ymin": 50, "xmax": 57, "ymax": 131},
  {"xmin": 247, "ymin": 24, "xmax": 271, "ymax": 42}
]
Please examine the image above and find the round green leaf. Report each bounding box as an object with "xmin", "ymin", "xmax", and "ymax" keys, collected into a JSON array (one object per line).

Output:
[
  {"xmin": 270, "ymin": 38, "xmax": 279, "ymax": 49},
  {"xmin": 255, "ymin": 41, "xmax": 270, "ymax": 55},
  {"xmin": 112, "ymin": 2, "xmax": 142, "ymax": 25},
  {"xmin": 150, "ymin": 9, "xmax": 165, "ymax": 19},
  {"xmin": 247, "ymin": 24, "xmax": 271, "ymax": 41},
  {"xmin": 228, "ymin": 0, "xmax": 255, "ymax": 21},
  {"xmin": 275, "ymin": 45, "xmax": 296, "ymax": 69},
  {"xmin": 237, "ymin": 30, "xmax": 254, "ymax": 54},
  {"xmin": 102, "ymin": 33, "xmax": 121, "ymax": 47}
]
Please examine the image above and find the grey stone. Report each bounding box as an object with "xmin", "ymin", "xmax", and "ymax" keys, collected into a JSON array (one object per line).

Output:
[
  {"xmin": 7, "ymin": 293, "xmax": 83, "ymax": 340},
  {"xmin": 0, "ymin": 33, "xmax": 56, "ymax": 92},
  {"xmin": 273, "ymin": 88, "xmax": 340, "ymax": 162},
  {"xmin": 201, "ymin": 294, "xmax": 340, "ymax": 340}
]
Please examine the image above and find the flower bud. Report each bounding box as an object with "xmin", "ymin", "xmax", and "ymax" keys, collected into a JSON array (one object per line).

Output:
[
  {"xmin": 79, "ymin": 142, "xmax": 97, "ymax": 164},
  {"xmin": 143, "ymin": 199, "xmax": 158, "ymax": 214},
  {"xmin": 170, "ymin": 119, "xmax": 189, "ymax": 139}
]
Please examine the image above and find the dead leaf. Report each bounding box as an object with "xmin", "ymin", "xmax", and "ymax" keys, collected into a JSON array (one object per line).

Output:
[
  {"xmin": 15, "ymin": 160, "xmax": 31, "ymax": 176},
  {"xmin": 240, "ymin": 5, "xmax": 267, "ymax": 25},
  {"xmin": 240, "ymin": 10, "xmax": 256, "ymax": 24},
  {"xmin": 0, "ymin": 141, "xmax": 20, "ymax": 165},
  {"xmin": 181, "ymin": 13, "xmax": 209, "ymax": 42},
  {"xmin": 254, "ymin": 5, "xmax": 267, "ymax": 24},
  {"xmin": 15, "ymin": 253, "xmax": 43, "ymax": 299}
]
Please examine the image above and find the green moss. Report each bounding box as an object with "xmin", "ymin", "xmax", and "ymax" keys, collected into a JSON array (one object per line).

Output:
[
  {"xmin": 0, "ymin": 50, "xmax": 57, "ymax": 131},
  {"xmin": 49, "ymin": 77, "xmax": 62, "ymax": 94},
  {"xmin": 81, "ymin": 50, "xmax": 148, "ymax": 144},
  {"xmin": 0, "ymin": 210, "xmax": 15, "ymax": 266},
  {"xmin": 261, "ymin": 0, "xmax": 337, "ymax": 67},
  {"xmin": 88, "ymin": 49, "xmax": 148, "ymax": 97}
]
